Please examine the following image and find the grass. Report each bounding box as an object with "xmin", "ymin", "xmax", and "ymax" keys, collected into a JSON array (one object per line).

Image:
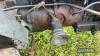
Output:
[{"xmin": 19, "ymin": 26, "xmax": 100, "ymax": 56}]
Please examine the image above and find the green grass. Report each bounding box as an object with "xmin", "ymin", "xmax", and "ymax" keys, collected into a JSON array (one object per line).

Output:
[{"xmin": 19, "ymin": 26, "xmax": 100, "ymax": 56}]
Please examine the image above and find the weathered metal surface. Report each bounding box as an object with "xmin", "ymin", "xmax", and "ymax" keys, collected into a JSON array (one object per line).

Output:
[{"xmin": 0, "ymin": 4, "xmax": 29, "ymax": 49}]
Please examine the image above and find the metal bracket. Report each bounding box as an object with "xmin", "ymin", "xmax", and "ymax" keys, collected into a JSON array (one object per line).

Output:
[{"xmin": 74, "ymin": 21, "xmax": 100, "ymax": 34}]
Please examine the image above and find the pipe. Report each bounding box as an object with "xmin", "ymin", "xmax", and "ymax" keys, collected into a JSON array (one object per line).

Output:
[
  {"xmin": 74, "ymin": 1, "xmax": 100, "ymax": 14},
  {"xmin": 3, "ymin": 3, "xmax": 100, "ymax": 16}
]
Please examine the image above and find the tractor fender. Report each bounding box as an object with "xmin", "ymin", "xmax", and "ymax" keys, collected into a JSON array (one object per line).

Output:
[{"xmin": 0, "ymin": 7, "xmax": 29, "ymax": 49}]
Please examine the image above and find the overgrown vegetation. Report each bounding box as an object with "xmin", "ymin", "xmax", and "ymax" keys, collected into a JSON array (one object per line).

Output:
[{"xmin": 19, "ymin": 27, "xmax": 100, "ymax": 56}]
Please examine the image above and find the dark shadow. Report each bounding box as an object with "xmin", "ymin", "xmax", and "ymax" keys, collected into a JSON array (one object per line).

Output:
[{"xmin": 0, "ymin": 35, "xmax": 16, "ymax": 49}]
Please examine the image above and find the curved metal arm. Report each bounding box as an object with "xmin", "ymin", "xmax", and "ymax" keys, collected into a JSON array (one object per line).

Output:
[{"xmin": 74, "ymin": 1, "xmax": 100, "ymax": 14}]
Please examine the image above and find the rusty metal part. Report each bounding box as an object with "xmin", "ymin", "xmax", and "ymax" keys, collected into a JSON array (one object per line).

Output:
[
  {"xmin": 41, "ymin": 4, "xmax": 70, "ymax": 45},
  {"xmin": 28, "ymin": 5, "xmax": 82, "ymax": 32}
]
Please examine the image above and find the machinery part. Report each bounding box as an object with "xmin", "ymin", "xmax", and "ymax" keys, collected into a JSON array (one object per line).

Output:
[
  {"xmin": 51, "ymin": 30, "xmax": 70, "ymax": 45},
  {"xmin": 2, "ymin": 0, "xmax": 100, "ymax": 46},
  {"xmin": 17, "ymin": 9, "xmax": 33, "ymax": 31},
  {"xmin": 51, "ymin": 17, "xmax": 70, "ymax": 45},
  {"xmin": 18, "ymin": 4, "xmax": 82, "ymax": 32},
  {"xmin": 74, "ymin": 1, "xmax": 100, "ymax": 14},
  {"xmin": 28, "ymin": 2, "xmax": 71, "ymax": 45},
  {"xmin": 74, "ymin": 21, "xmax": 100, "ymax": 34},
  {"xmin": 0, "ymin": 6, "xmax": 29, "ymax": 49},
  {"xmin": 3, "ymin": 3, "xmax": 100, "ymax": 16}
]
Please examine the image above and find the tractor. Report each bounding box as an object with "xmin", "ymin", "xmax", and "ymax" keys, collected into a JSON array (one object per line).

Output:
[{"xmin": 0, "ymin": 0, "xmax": 100, "ymax": 56}]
